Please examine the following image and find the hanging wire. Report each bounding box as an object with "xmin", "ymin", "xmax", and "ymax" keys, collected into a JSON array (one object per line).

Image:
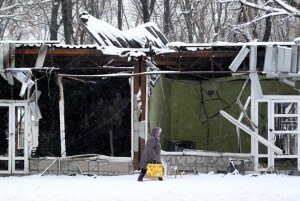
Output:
[{"xmin": 46, "ymin": 67, "xmax": 54, "ymax": 96}]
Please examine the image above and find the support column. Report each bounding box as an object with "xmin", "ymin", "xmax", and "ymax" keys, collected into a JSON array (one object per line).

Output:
[
  {"xmin": 132, "ymin": 57, "xmax": 147, "ymax": 170},
  {"xmin": 249, "ymin": 45, "xmax": 260, "ymax": 171},
  {"xmin": 58, "ymin": 76, "xmax": 66, "ymax": 157}
]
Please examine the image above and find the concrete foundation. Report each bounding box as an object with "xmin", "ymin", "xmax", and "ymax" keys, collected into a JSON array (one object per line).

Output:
[
  {"xmin": 29, "ymin": 156, "xmax": 133, "ymax": 176},
  {"xmin": 161, "ymin": 151, "xmax": 254, "ymax": 174},
  {"xmin": 28, "ymin": 152, "xmax": 254, "ymax": 176}
]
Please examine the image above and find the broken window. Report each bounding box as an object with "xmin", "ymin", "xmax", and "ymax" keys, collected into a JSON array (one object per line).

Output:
[
  {"xmin": 0, "ymin": 106, "xmax": 9, "ymax": 170},
  {"xmin": 63, "ymin": 77, "xmax": 131, "ymax": 156},
  {"xmin": 0, "ymin": 76, "xmax": 24, "ymax": 100},
  {"xmin": 0, "ymin": 107, "xmax": 9, "ymax": 157},
  {"xmin": 15, "ymin": 106, "xmax": 25, "ymax": 157},
  {"xmin": 34, "ymin": 73, "xmax": 60, "ymax": 157}
]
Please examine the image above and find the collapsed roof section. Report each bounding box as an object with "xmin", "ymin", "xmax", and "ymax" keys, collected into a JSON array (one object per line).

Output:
[{"xmin": 79, "ymin": 13, "xmax": 168, "ymax": 49}]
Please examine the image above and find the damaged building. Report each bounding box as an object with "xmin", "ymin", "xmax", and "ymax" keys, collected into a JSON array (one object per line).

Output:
[{"xmin": 0, "ymin": 13, "xmax": 300, "ymax": 175}]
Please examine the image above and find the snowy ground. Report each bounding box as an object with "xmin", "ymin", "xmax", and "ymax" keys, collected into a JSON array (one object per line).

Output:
[{"xmin": 0, "ymin": 173, "xmax": 299, "ymax": 201}]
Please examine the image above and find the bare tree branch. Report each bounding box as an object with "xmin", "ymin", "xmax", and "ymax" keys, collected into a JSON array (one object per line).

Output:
[
  {"xmin": 273, "ymin": 0, "xmax": 299, "ymax": 13},
  {"xmin": 0, "ymin": 0, "xmax": 50, "ymax": 13}
]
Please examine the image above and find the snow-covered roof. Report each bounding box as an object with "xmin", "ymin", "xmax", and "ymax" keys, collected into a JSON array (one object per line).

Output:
[{"xmin": 79, "ymin": 12, "xmax": 169, "ymax": 49}]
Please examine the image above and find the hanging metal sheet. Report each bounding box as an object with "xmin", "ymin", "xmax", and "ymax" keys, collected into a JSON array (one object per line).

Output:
[
  {"xmin": 0, "ymin": 43, "xmax": 10, "ymax": 80},
  {"xmin": 229, "ymin": 45, "xmax": 250, "ymax": 72},
  {"xmin": 277, "ymin": 46, "xmax": 291, "ymax": 73},
  {"xmin": 291, "ymin": 45, "xmax": 298, "ymax": 73},
  {"xmin": 263, "ymin": 45, "xmax": 275, "ymax": 73}
]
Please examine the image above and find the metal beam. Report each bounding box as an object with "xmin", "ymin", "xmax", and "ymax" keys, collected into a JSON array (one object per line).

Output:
[
  {"xmin": 16, "ymin": 48, "xmax": 103, "ymax": 56},
  {"xmin": 220, "ymin": 110, "xmax": 283, "ymax": 155},
  {"xmin": 58, "ymin": 70, "xmax": 252, "ymax": 78},
  {"xmin": 229, "ymin": 45, "xmax": 250, "ymax": 72},
  {"xmin": 236, "ymin": 96, "xmax": 251, "ymax": 152},
  {"xmin": 155, "ymin": 51, "xmax": 241, "ymax": 59},
  {"xmin": 35, "ymin": 44, "xmax": 48, "ymax": 68}
]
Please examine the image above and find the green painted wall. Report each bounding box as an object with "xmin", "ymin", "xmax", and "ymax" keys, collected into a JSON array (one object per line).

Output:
[{"xmin": 149, "ymin": 76, "xmax": 299, "ymax": 153}]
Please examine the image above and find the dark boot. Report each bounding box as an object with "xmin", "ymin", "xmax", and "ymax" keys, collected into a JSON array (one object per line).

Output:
[
  {"xmin": 158, "ymin": 177, "xmax": 163, "ymax": 181},
  {"xmin": 138, "ymin": 169, "xmax": 147, "ymax": 181}
]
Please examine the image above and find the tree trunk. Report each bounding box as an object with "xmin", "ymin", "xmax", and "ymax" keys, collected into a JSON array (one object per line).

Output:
[
  {"xmin": 61, "ymin": 0, "xmax": 73, "ymax": 44},
  {"xmin": 0, "ymin": 0, "xmax": 4, "ymax": 8},
  {"xmin": 139, "ymin": 0, "xmax": 156, "ymax": 23},
  {"xmin": 163, "ymin": 0, "xmax": 171, "ymax": 36},
  {"xmin": 262, "ymin": 0, "xmax": 272, "ymax": 42},
  {"xmin": 140, "ymin": 0, "xmax": 150, "ymax": 23},
  {"xmin": 118, "ymin": 0, "xmax": 122, "ymax": 30},
  {"xmin": 149, "ymin": 0, "xmax": 156, "ymax": 18},
  {"xmin": 262, "ymin": 15, "xmax": 271, "ymax": 42},
  {"xmin": 184, "ymin": 0, "xmax": 193, "ymax": 43},
  {"xmin": 90, "ymin": 0, "xmax": 95, "ymax": 16},
  {"xmin": 212, "ymin": 3, "xmax": 223, "ymax": 42},
  {"xmin": 50, "ymin": 0, "xmax": 61, "ymax": 41}
]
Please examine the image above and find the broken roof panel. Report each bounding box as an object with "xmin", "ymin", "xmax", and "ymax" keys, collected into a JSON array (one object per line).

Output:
[{"xmin": 79, "ymin": 13, "xmax": 168, "ymax": 49}]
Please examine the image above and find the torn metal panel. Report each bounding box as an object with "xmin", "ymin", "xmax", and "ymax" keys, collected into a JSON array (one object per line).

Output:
[
  {"xmin": 30, "ymin": 119, "xmax": 39, "ymax": 153},
  {"xmin": 264, "ymin": 45, "xmax": 279, "ymax": 75},
  {"xmin": 9, "ymin": 43, "xmax": 15, "ymax": 68},
  {"xmin": 277, "ymin": 46, "xmax": 292, "ymax": 73},
  {"xmin": 285, "ymin": 47, "xmax": 292, "ymax": 73},
  {"xmin": 29, "ymin": 89, "xmax": 42, "ymax": 103},
  {"xmin": 28, "ymin": 85, "xmax": 42, "ymax": 152},
  {"xmin": 29, "ymin": 102, "xmax": 42, "ymax": 120},
  {"xmin": 6, "ymin": 72, "xmax": 14, "ymax": 85},
  {"xmin": 263, "ymin": 45, "xmax": 276, "ymax": 73},
  {"xmin": 220, "ymin": 110, "xmax": 283, "ymax": 155},
  {"xmin": 229, "ymin": 45, "xmax": 250, "ymax": 72},
  {"xmin": 291, "ymin": 46, "xmax": 298, "ymax": 73},
  {"xmin": 0, "ymin": 43, "xmax": 10, "ymax": 80},
  {"xmin": 20, "ymin": 81, "xmax": 34, "ymax": 97},
  {"xmin": 29, "ymin": 89, "xmax": 42, "ymax": 120},
  {"xmin": 2, "ymin": 43, "xmax": 10, "ymax": 68},
  {"xmin": 35, "ymin": 43, "xmax": 48, "ymax": 68},
  {"xmin": 6, "ymin": 69, "xmax": 34, "ymax": 97}
]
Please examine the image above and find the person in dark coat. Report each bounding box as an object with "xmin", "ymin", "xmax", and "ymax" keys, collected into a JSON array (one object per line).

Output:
[{"xmin": 137, "ymin": 127, "xmax": 162, "ymax": 181}]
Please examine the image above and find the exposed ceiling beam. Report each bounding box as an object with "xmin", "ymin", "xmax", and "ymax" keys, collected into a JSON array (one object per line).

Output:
[{"xmin": 15, "ymin": 47, "xmax": 103, "ymax": 56}]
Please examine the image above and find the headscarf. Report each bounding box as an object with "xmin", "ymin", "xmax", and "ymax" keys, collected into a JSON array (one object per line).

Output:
[{"xmin": 151, "ymin": 127, "xmax": 161, "ymax": 140}]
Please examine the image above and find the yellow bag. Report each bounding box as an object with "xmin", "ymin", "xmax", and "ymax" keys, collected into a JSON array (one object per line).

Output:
[{"xmin": 146, "ymin": 163, "xmax": 163, "ymax": 178}]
